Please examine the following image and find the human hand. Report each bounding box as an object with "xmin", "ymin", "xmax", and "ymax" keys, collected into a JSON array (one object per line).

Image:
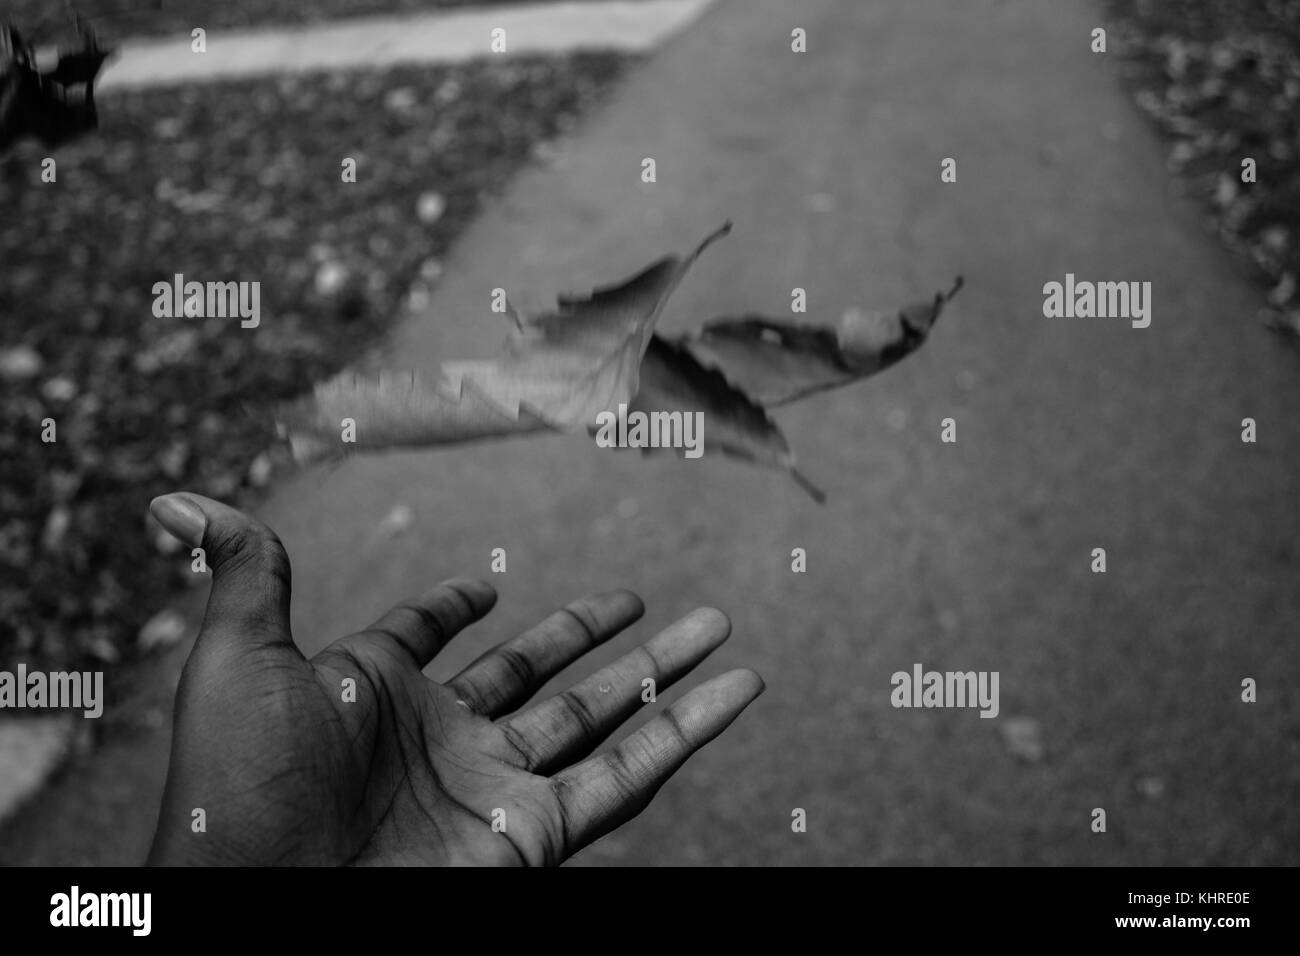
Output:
[{"xmin": 145, "ymin": 492, "xmax": 763, "ymax": 866}]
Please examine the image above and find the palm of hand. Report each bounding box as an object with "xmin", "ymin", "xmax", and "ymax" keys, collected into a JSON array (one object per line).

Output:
[{"xmin": 151, "ymin": 575, "xmax": 761, "ymax": 868}]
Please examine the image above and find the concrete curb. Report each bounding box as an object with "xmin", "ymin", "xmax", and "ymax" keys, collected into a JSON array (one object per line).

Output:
[{"xmin": 100, "ymin": 0, "xmax": 714, "ymax": 91}]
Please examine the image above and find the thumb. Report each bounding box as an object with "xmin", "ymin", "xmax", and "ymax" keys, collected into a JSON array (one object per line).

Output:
[{"xmin": 149, "ymin": 492, "xmax": 293, "ymax": 650}]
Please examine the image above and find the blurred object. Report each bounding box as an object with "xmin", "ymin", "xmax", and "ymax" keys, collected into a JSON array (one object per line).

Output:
[
  {"xmin": 999, "ymin": 717, "xmax": 1045, "ymax": 763},
  {"xmin": 0, "ymin": 345, "xmax": 43, "ymax": 381},
  {"xmin": 1104, "ymin": 0, "xmax": 1300, "ymax": 335},
  {"xmin": 136, "ymin": 608, "xmax": 188, "ymax": 651},
  {"xmin": 0, "ymin": 716, "xmax": 76, "ymax": 826},
  {"xmin": 0, "ymin": 16, "xmax": 110, "ymax": 152}
]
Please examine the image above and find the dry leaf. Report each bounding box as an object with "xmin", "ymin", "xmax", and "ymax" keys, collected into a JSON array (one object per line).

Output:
[
  {"xmin": 276, "ymin": 224, "xmax": 955, "ymax": 504},
  {"xmin": 677, "ymin": 277, "xmax": 961, "ymax": 406},
  {"xmin": 276, "ymin": 369, "xmax": 554, "ymax": 460},
  {"xmin": 441, "ymin": 222, "xmax": 731, "ymax": 427},
  {"xmin": 629, "ymin": 335, "xmax": 826, "ymax": 502},
  {"xmin": 277, "ymin": 224, "xmax": 730, "ymax": 457}
]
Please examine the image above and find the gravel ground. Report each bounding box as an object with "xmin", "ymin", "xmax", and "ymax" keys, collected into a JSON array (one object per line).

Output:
[
  {"xmin": 0, "ymin": 51, "xmax": 631, "ymax": 672},
  {"xmin": 3, "ymin": 0, "xmax": 639, "ymax": 43},
  {"xmin": 1102, "ymin": 0, "xmax": 1300, "ymax": 334}
]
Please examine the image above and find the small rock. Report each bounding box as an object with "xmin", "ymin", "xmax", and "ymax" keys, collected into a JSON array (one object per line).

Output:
[
  {"xmin": 138, "ymin": 609, "xmax": 189, "ymax": 651},
  {"xmin": 885, "ymin": 407, "xmax": 907, "ymax": 431},
  {"xmin": 416, "ymin": 191, "xmax": 446, "ymax": 225},
  {"xmin": 999, "ymin": 716, "xmax": 1045, "ymax": 762},
  {"xmin": 616, "ymin": 497, "xmax": 639, "ymax": 520},
  {"xmin": 0, "ymin": 346, "xmax": 43, "ymax": 382}
]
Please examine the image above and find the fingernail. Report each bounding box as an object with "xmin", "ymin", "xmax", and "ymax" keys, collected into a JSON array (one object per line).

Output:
[{"xmin": 150, "ymin": 494, "xmax": 206, "ymax": 548}]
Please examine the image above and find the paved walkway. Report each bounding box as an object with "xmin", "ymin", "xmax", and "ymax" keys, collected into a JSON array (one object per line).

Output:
[
  {"xmin": 98, "ymin": 0, "xmax": 714, "ymax": 90},
  {"xmin": 5, "ymin": 0, "xmax": 1299, "ymax": 865}
]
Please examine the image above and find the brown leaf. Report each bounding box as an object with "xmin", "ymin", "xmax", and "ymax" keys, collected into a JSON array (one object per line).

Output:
[{"xmin": 677, "ymin": 276, "xmax": 961, "ymax": 406}]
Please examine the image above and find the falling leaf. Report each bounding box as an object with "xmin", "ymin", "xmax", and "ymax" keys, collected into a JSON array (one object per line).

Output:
[
  {"xmin": 277, "ymin": 225, "xmax": 953, "ymax": 502},
  {"xmin": 676, "ymin": 277, "xmax": 961, "ymax": 407},
  {"xmin": 277, "ymin": 370, "xmax": 554, "ymax": 461},
  {"xmin": 278, "ymin": 225, "xmax": 731, "ymax": 457},
  {"xmin": 629, "ymin": 335, "xmax": 826, "ymax": 502},
  {"xmin": 442, "ymin": 222, "xmax": 731, "ymax": 427}
]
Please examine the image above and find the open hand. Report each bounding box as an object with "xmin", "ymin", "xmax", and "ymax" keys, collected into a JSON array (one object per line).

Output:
[{"xmin": 146, "ymin": 492, "xmax": 763, "ymax": 866}]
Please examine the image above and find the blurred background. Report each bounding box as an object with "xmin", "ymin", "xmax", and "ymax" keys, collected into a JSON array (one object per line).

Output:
[{"xmin": 1, "ymin": 0, "xmax": 1298, "ymax": 865}]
